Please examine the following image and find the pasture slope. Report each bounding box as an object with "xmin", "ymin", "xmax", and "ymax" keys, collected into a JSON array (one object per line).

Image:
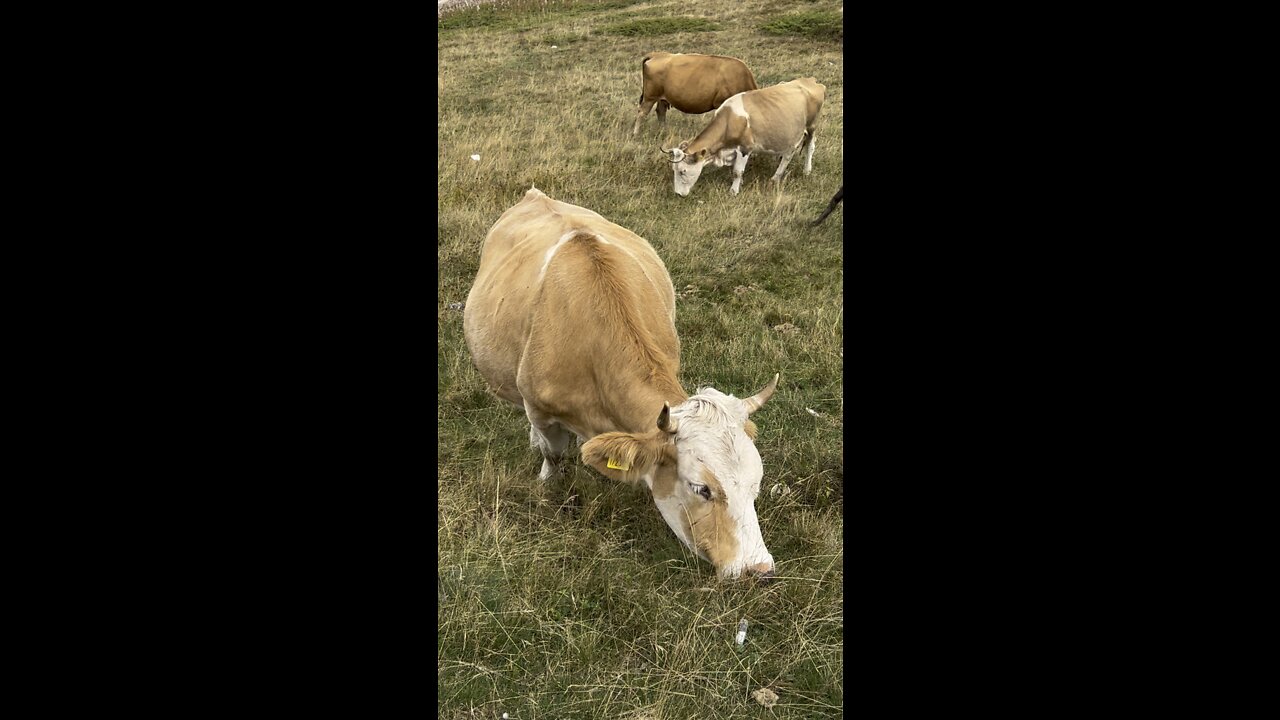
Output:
[{"xmin": 438, "ymin": 1, "xmax": 844, "ymax": 717}]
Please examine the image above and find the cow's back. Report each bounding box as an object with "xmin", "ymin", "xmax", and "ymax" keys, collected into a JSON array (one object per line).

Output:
[
  {"xmin": 650, "ymin": 53, "xmax": 757, "ymax": 114},
  {"xmin": 790, "ymin": 77, "xmax": 826, "ymax": 123},
  {"xmin": 739, "ymin": 78, "xmax": 826, "ymax": 152},
  {"xmin": 464, "ymin": 188, "xmax": 677, "ymax": 414}
]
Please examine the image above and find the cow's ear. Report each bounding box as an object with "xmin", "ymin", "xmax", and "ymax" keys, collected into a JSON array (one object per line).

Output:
[
  {"xmin": 744, "ymin": 419, "xmax": 758, "ymax": 441},
  {"xmin": 582, "ymin": 431, "xmax": 663, "ymax": 484},
  {"xmin": 678, "ymin": 140, "xmax": 690, "ymax": 151}
]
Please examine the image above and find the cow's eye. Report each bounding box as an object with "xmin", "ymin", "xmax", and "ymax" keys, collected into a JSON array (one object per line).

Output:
[{"xmin": 692, "ymin": 484, "xmax": 712, "ymax": 501}]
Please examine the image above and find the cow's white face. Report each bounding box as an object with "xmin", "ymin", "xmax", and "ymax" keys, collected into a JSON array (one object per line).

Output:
[
  {"xmin": 581, "ymin": 375, "xmax": 780, "ymax": 580},
  {"xmin": 669, "ymin": 148, "xmax": 711, "ymax": 197}
]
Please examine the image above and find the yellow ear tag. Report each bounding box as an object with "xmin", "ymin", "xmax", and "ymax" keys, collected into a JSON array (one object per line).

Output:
[{"xmin": 607, "ymin": 457, "xmax": 630, "ymax": 471}]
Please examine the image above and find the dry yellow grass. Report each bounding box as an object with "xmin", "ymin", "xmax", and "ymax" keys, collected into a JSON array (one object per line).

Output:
[{"xmin": 439, "ymin": 1, "xmax": 843, "ymax": 717}]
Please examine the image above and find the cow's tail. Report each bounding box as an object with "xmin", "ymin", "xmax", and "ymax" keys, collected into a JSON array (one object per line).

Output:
[
  {"xmin": 811, "ymin": 186, "xmax": 844, "ymax": 227},
  {"xmin": 638, "ymin": 53, "xmax": 658, "ymax": 104},
  {"xmin": 640, "ymin": 52, "xmax": 658, "ymax": 81}
]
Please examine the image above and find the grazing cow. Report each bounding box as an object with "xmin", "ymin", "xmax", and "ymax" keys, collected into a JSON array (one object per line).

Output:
[
  {"xmin": 463, "ymin": 186, "xmax": 781, "ymax": 580},
  {"xmin": 661, "ymin": 77, "xmax": 826, "ymax": 197},
  {"xmin": 632, "ymin": 52, "xmax": 758, "ymax": 136},
  {"xmin": 811, "ymin": 184, "xmax": 844, "ymax": 226}
]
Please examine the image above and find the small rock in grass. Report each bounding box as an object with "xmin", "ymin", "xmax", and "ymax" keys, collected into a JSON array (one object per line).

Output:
[{"xmin": 752, "ymin": 688, "xmax": 779, "ymax": 707}]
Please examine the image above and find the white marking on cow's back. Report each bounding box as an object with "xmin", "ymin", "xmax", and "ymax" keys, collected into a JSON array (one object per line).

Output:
[
  {"xmin": 536, "ymin": 229, "xmax": 670, "ymax": 315},
  {"xmin": 722, "ymin": 93, "xmax": 749, "ymax": 121},
  {"xmin": 538, "ymin": 229, "xmax": 625, "ymax": 281},
  {"xmin": 538, "ymin": 231, "xmax": 580, "ymax": 281}
]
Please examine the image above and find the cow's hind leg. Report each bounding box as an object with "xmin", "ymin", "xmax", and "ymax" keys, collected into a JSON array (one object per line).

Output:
[
  {"xmin": 802, "ymin": 130, "xmax": 817, "ymax": 175},
  {"xmin": 771, "ymin": 150, "xmax": 798, "ymax": 182},
  {"xmin": 656, "ymin": 100, "xmax": 670, "ymax": 127},
  {"xmin": 527, "ymin": 411, "xmax": 573, "ymax": 480},
  {"xmin": 632, "ymin": 97, "xmax": 658, "ymax": 136}
]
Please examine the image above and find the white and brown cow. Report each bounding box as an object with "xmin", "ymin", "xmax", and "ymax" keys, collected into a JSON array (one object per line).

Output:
[
  {"xmin": 463, "ymin": 186, "xmax": 781, "ymax": 580},
  {"xmin": 661, "ymin": 77, "xmax": 826, "ymax": 197},
  {"xmin": 632, "ymin": 52, "xmax": 758, "ymax": 136}
]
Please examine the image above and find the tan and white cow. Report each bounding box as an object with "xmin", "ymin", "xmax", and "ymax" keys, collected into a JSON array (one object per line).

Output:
[
  {"xmin": 661, "ymin": 77, "xmax": 826, "ymax": 197},
  {"xmin": 632, "ymin": 52, "xmax": 758, "ymax": 136},
  {"xmin": 463, "ymin": 187, "xmax": 781, "ymax": 580}
]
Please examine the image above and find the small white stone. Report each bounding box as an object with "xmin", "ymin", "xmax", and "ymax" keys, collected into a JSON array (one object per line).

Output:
[{"xmin": 470, "ymin": 154, "xmax": 481, "ymax": 161}]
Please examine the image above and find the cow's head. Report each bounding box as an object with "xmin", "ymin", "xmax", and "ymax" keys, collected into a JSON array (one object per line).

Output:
[
  {"xmin": 582, "ymin": 374, "xmax": 780, "ymax": 580},
  {"xmin": 661, "ymin": 141, "xmax": 716, "ymax": 197}
]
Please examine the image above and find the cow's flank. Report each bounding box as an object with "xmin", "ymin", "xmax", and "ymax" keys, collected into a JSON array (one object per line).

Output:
[{"xmin": 633, "ymin": 52, "xmax": 758, "ymax": 136}]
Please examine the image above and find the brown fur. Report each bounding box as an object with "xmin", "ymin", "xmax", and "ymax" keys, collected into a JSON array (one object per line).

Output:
[
  {"xmin": 689, "ymin": 466, "xmax": 739, "ymax": 566},
  {"xmin": 633, "ymin": 52, "xmax": 758, "ymax": 135},
  {"xmin": 464, "ymin": 188, "xmax": 688, "ymax": 441},
  {"xmin": 580, "ymin": 430, "xmax": 672, "ymax": 485}
]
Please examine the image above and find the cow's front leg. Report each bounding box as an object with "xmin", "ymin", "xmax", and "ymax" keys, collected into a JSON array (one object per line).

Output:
[
  {"xmin": 730, "ymin": 150, "xmax": 750, "ymax": 195},
  {"xmin": 656, "ymin": 100, "xmax": 670, "ymax": 127},
  {"xmin": 803, "ymin": 131, "xmax": 817, "ymax": 175},
  {"xmin": 527, "ymin": 411, "xmax": 573, "ymax": 480}
]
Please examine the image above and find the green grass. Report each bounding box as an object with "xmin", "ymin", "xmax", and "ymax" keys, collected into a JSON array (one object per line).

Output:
[
  {"xmin": 439, "ymin": 0, "xmax": 843, "ymax": 716},
  {"xmin": 758, "ymin": 10, "xmax": 843, "ymax": 41},
  {"xmin": 600, "ymin": 17, "xmax": 720, "ymax": 36}
]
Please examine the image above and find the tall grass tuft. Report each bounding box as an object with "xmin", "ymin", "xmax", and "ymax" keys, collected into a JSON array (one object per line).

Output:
[{"xmin": 758, "ymin": 11, "xmax": 844, "ymax": 41}]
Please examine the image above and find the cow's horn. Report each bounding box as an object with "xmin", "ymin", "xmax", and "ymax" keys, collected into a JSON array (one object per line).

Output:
[
  {"xmin": 657, "ymin": 402, "xmax": 679, "ymax": 433},
  {"xmin": 743, "ymin": 373, "xmax": 780, "ymax": 415}
]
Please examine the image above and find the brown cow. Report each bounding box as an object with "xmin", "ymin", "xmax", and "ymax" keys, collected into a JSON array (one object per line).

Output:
[
  {"xmin": 463, "ymin": 186, "xmax": 781, "ymax": 580},
  {"xmin": 632, "ymin": 52, "xmax": 758, "ymax": 136}
]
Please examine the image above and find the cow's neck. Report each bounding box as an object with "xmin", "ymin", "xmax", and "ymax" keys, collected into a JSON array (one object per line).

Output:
[
  {"xmin": 685, "ymin": 110, "xmax": 729, "ymax": 157},
  {"xmin": 600, "ymin": 366, "xmax": 688, "ymax": 437}
]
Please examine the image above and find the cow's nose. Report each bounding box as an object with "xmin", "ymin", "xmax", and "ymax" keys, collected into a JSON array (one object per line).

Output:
[{"xmin": 748, "ymin": 562, "xmax": 775, "ymax": 582}]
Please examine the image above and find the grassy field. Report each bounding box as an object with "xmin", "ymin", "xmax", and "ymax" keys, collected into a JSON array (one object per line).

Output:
[{"xmin": 438, "ymin": 1, "xmax": 844, "ymax": 717}]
